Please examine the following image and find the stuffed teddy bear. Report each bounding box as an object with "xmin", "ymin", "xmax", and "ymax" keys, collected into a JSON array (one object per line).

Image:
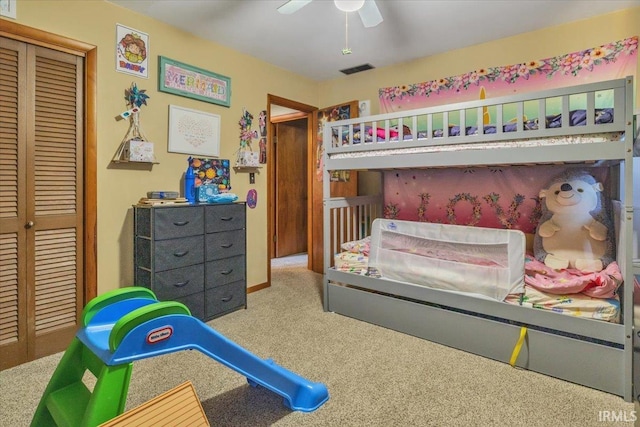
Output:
[{"xmin": 533, "ymin": 170, "xmax": 615, "ymax": 272}]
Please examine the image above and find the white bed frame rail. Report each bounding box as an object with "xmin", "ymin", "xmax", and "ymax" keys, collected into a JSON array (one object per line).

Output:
[{"xmin": 322, "ymin": 77, "xmax": 633, "ymax": 171}]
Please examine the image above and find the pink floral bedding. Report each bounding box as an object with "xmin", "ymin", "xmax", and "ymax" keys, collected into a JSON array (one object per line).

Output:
[
  {"xmin": 524, "ymin": 254, "xmax": 622, "ymax": 298},
  {"xmin": 334, "ymin": 252, "xmax": 368, "ymax": 274},
  {"xmin": 340, "ymin": 236, "xmax": 371, "ymax": 256}
]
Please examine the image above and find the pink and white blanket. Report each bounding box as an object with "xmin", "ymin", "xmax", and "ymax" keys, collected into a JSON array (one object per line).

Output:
[{"xmin": 524, "ymin": 254, "xmax": 622, "ymax": 299}]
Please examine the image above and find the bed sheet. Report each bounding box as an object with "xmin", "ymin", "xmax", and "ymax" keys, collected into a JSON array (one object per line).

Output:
[
  {"xmin": 334, "ymin": 252, "xmax": 368, "ymax": 275},
  {"xmin": 505, "ymin": 285, "xmax": 620, "ymax": 323}
]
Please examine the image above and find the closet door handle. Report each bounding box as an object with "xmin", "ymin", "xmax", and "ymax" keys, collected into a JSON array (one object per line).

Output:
[
  {"xmin": 173, "ymin": 280, "xmax": 189, "ymax": 288},
  {"xmin": 221, "ymin": 269, "xmax": 233, "ymax": 275},
  {"xmin": 221, "ymin": 243, "xmax": 233, "ymax": 248},
  {"xmin": 173, "ymin": 250, "xmax": 189, "ymax": 257},
  {"xmin": 173, "ymin": 221, "xmax": 189, "ymax": 226},
  {"xmin": 25, "ymin": 221, "xmax": 34, "ymax": 229}
]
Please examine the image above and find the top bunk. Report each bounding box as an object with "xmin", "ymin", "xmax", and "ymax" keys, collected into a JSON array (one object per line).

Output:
[{"xmin": 323, "ymin": 77, "xmax": 636, "ymax": 171}]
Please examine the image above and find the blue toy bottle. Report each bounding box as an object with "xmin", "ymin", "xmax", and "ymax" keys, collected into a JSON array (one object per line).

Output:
[{"xmin": 184, "ymin": 166, "xmax": 196, "ymax": 203}]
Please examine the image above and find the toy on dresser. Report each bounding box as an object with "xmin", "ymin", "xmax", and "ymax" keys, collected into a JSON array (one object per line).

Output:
[{"xmin": 533, "ymin": 170, "xmax": 615, "ymax": 273}]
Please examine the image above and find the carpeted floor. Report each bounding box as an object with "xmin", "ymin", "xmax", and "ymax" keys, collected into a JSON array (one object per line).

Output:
[
  {"xmin": 0, "ymin": 261, "xmax": 635, "ymax": 426},
  {"xmin": 271, "ymin": 253, "xmax": 308, "ymax": 268}
]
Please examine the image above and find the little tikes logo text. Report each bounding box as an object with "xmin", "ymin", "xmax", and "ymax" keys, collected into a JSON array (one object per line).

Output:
[{"xmin": 146, "ymin": 326, "xmax": 173, "ymax": 344}]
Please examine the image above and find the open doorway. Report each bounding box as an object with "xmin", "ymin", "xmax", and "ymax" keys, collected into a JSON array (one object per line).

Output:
[{"xmin": 266, "ymin": 95, "xmax": 316, "ymax": 280}]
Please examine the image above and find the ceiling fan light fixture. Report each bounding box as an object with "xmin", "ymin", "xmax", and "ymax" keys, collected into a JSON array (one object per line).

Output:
[{"xmin": 334, "ymin": 0, "xmax": 365, "ymax": 13}]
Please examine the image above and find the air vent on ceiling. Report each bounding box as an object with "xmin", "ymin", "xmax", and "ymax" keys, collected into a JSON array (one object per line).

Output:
[{"xmin": 340, "ymin": 63, "xmax": 375, "ymax": 75}]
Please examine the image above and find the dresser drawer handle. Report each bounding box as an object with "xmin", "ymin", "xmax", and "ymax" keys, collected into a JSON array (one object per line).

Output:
[
  {"xmin": 221, "ymin": 269, "xmax": 233, "ymax": 275},
  {"xmin": 173, "ymin": 280, "xmax": 190, "ymax": 288},
  {"xmin": 220, "ymin": 216, "xmax": 233, "ymax": 221},
  {"xmin": 221, "ymin": 295, "xmax": 233, "ymax": 302},
  {"xmin": 173, "ymin": 250, "xmax": 189, "ymax": 257},
  {"xmin": 173, "ymin": 221, "xmax": 190, "ymax": 226},
  {"xmin": 221, "ymin": 243, "xmax": 233, "ymax": 248}
]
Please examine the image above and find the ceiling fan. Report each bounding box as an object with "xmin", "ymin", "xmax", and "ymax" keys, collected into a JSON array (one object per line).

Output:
[{"xmin": 278, "ymin": 0, "xmax": 383, "ymax": 28}]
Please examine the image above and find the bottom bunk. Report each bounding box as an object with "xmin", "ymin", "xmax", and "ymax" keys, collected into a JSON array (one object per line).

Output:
[
  {"xmin": 335, "ymin": 239, "xmax": 622, "ymax": 324},
  {"xmin": 323, "ymin": 195, "xmax": 634, "ymax": 401}
]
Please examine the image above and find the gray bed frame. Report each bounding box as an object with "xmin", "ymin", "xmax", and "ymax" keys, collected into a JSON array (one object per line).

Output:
[{"xmin": 322, "ymin": 77, "xmax": 637, "ymax": 401}]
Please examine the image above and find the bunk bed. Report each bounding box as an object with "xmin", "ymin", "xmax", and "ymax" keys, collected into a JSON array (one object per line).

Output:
[{"xmin": 322, "ymin": 77, "xmax": 638, "ymax": 401}]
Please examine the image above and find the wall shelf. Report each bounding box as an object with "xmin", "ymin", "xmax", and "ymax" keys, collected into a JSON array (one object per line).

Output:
[
  {"xmin": 233, "ymin": 165, "xmax": 262, "ymax": 172},
  {"xmin": 111, "ymin": 159, "xmax": 159, "ymax": 165}
]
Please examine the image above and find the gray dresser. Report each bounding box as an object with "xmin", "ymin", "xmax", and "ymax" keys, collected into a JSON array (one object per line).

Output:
[{"xmin": 134, "ymin": 203, "xmax": 246, "ymax": 321}]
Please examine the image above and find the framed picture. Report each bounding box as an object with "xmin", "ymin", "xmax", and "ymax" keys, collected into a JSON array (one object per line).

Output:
[
  {"xmin": 159, "ymin": 56, "xmax": 231, "ymax": 107},
  {"xmin": 116, "ymin": 24, "xmax": 149, "ymax": 78},
  {"xmin": 168, "ymin": 105, "xmax": 221, "ymax": 157}
]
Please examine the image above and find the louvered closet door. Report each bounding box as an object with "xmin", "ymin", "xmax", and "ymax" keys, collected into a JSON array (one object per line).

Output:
[{"xmin": 0, "ymin": 37, "xmax": 84, "ymax": 369}]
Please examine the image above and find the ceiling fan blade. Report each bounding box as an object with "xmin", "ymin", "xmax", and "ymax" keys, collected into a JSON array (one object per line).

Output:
[
  {"xmin": 358, "ymin": 0, "xmax": 383, "ymax": 27},
  {"xmin": 277, "ymin": 0, "xmax": 313, "ymax": 14}
]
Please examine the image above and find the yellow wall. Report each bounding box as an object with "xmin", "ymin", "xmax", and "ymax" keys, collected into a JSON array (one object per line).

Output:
[
  {"xmin": 4, "ymin": 2, "xmax": 639, "ymax": 296},
  {"xmin": 6, "ymin": 0, "xmax": 318, "ymax": 293},
  {"xmin": 318, "ymin": 7, "xmax": 640, "ymax": 114}
]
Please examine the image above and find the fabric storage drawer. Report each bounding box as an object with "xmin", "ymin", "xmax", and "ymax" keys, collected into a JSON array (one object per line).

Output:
[
  {"xmin": 175, "ymin": 291, "xmax": 205, "ymax": 321},
  {"xmin": 154, "ymin": 235, "xmax": 204, "ymax": 271},
  {"xmin": 152, "ymin": 264, "xmax": 205, "ymax": 300},
  {"xmin": 205, "ymin": 204, "xmax": 245, "ymax": 233},
  {"xmin": 154, "ymin": 206, "xmax": 204, "ymax": 240},
  {"xmin": 134, "ymin": 204, "xmax": 246, "ymax": 323},
  {"xmin": 205, "ymin": 229, "xmax": 245, "ymax": 260},
  {"xmin": 205, "ymin": 255, "xmax": 245, "ymax": 289},
  {"xmin": 205, "ymin": 281, "xmax": 246, "ymax": 319}
]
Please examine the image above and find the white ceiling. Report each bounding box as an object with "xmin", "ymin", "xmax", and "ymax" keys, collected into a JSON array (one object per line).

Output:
[{"xmin": 109, "ymin": 0, "xmax": 639, "ymax": 82}]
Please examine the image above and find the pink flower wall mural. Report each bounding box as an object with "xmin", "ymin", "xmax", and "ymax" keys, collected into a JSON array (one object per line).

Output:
[{"xmin": 379, "ymin": 37, "xmax": 637, "ymax": 113}]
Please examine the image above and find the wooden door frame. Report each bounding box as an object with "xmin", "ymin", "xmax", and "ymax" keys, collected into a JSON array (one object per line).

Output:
[
  {"xmin": 265, "ymin": 95, "xmax": 316, "ymax": 289},
  {"xmin": 0, "ymin": 20, "xmax": 98, "ymax": 302}
]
